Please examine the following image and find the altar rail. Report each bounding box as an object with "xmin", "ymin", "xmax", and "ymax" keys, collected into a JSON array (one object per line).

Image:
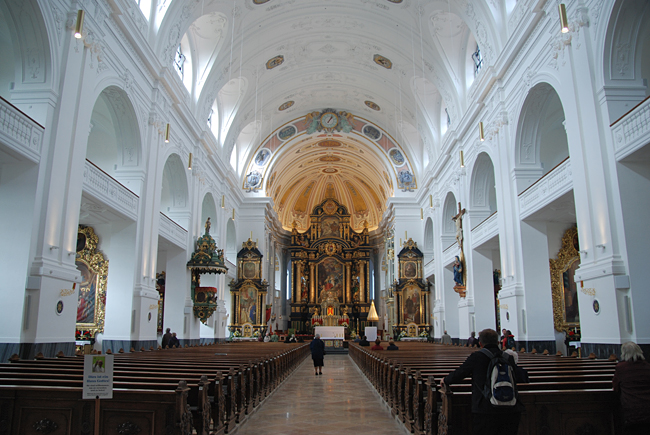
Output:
[
  {"xmin": 82, "ymin": 160, "xmax": 139, "ymax": 221},
  {"xmin": 0, "ymin": 96, "xmax": 44, "ymax": 163},
  {"xmin": 518, "ymin": 157, "xmax": 572, "ymax": 220},
  {"xmin": 611, "ymin": 95, "xmax": 650, "ymax": 160},
  {"xmin": 160, "ymin": 212, "xmax": 188, "ymax": 248}
]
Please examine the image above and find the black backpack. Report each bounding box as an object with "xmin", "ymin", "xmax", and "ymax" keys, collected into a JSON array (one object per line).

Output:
[{"xmin": 480, "ymin": 348, "xmax": 518, "ymax": 407}]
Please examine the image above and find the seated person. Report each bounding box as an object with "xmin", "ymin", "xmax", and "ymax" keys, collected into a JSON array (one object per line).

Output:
[
  {"xmin": 371, "ymin": 339, "xmax": 384, "ymax": 350},
  {"xmin": 466, "ymin": 331, "xmax": 478, "ymax": 347},
  {"xmin": 387, "ymin": 340, "xmax": 399, "ymax": 350},
  {"xmin": 359, "ymin": 335, "xmax": 370, "ymax": 346}
]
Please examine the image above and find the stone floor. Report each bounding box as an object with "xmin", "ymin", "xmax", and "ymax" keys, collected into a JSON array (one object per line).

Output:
[{"xmin": 234, "ymin": 354, "xmax": 408, "ymax": 435}]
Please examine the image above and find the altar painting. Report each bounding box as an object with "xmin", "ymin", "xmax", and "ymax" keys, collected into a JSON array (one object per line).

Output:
[
  {"xmin": 402, "ymin": 285, "xmax": 421, "ymax": 324},
  {"xmin": 321, "ymin": 216, "xmax": 340, "ymax": 237},
  {"xmin": 75, "ymin": 260, "xmax": 97, "ymax": 324},
  {"xmin": 318, "ymin": 258, "xmax": 344, "ymax": 302},
  {"xmin": 563, "ymin": 259, "xmax": 580, "ymax": 324},
  {"xmin": 75, "ymin": 226, "xmax": 108, "ymax": 339},
  {"xmin": 240, "ymin": 286, "xmax": 257, "ymax": 324},
  {"xmin": 551, "ymin": 227, "xmax": 581, "ymax": 332}
]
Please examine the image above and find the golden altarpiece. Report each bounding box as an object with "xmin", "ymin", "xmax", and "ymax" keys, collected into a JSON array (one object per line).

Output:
[
  {"xmin": 229, "ymin": 239, "xmax": 269, "ymax": 336},
  {"xmin": 392, "ymin": 239, "xmax": 431, "ymax": 337},
  {"xmin": 289, "ymin": 198, "xmax": 370, "ymax": 333}
]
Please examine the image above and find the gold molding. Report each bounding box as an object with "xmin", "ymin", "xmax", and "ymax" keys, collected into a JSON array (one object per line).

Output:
[
  {"xmin": 75, "ymin": 226, "xmax": 109, "ymax": 339},
  {"xmin": 550, "ymin": 227, "xmax": 580, "ymax": 332}
]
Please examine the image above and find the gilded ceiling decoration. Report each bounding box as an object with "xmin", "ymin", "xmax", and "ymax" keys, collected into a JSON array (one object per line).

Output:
[
  {"xmin": 244, "ymin": 110, "xmax": 416, "ymax": 231},
  {"xmin": 365, "ymin": 101, "xmax": 381, "ymax": 111},
  {"xmin": 278, "ymin": 100, "xmax": 295, "ymax": 111},
  {"xmin": 373, "ymin": 54, "xmax": 392, "ymax": 69},
  {"xmin": 266, "ymin": 55, "xmax": 284, "ymax": 70}
]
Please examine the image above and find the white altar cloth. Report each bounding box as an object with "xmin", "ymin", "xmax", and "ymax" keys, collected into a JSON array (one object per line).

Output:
[{"xmin": 315, "ymin": 326, "xmax": 345, "ymax": 339}]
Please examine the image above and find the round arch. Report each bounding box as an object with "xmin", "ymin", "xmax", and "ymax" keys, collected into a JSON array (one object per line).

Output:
[
  {"xmin": 160, "ymin": 153, "xmax": 190, "ymax": 227},
  {"xmin": 87, "ymin": 86, "xmax": 143, "ymax": 186},
  {"xmin": 225, "ymin": 218, "xmax": 237, "ymax": 264},
  {"xmin": 200, "ymin": 193, "xmax": 218, "ymax": 235},
  {"xmin": 0, "ymin": 0, "xmax": 52, "ymax": 97},
  {"xmin": 514, "ymin": 82, "xmax": 569, "ymax": 194},
  {"xmin": 442, "ymin": 191, "xmax": 458, "ymax": 238},
  {"xmin": 469, "ymin": 152, "xmax": 497, "ymax": 217},
  {"xmin": 424, "ymin": 217, "xmax": 434, "ymax": 253},
  {"xmin": 601, "ymin": 0, "xmax": 650, "ymax": 121}
]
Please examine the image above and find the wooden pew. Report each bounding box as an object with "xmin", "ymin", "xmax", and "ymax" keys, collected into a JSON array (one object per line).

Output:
[
  {"xmin": 0, "ymin": 342, "xmax": 310, "ymax": 434},
  {"xmin": 349, "ymin": 342, "xmax": 618, "ymax": 435}
]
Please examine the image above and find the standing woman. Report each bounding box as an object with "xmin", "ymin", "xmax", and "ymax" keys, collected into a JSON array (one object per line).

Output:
[{"xmin": 310, "ymin": 334, "xmax": 325, "ymax": 376}]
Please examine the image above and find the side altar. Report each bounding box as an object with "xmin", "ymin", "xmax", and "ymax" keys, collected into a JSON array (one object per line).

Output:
[
  {"xmin": 288, "ymin": 198, "xmax": 370, "ymax": 334},
  {"xmin": 391, "ymin": 238, "xmax": 431, "ymax": 337}
]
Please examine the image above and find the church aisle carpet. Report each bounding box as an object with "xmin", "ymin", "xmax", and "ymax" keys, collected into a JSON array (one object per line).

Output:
[{"xmin": 235, "ymin": 354, "xmax": 407, "ymax": 435}]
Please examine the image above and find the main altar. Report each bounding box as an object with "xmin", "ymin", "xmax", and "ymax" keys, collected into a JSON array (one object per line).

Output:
[{"xmin": 288, "ymin": 198, "xmax": 371, "ymax": 334}]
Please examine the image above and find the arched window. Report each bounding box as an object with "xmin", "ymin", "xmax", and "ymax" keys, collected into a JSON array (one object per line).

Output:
[
  {"xmin": 472, "ymin": 44, "xmax": 483, "ymax": 77},
  {"xmin": 174, "ymin": 44, "xmax": 186, "ymax": 81},
  {"xmin": 134, "ymin": 0, "xmax": 152, "ymax": 20}
]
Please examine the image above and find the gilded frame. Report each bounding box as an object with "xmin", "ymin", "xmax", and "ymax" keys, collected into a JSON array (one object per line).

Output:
[
  {"xmin": 400, "ymin": 283, "xmax": 424, "ymax": 325},
  {"xmin": 550, "ymin": 227, "xmax": 580, "ymax": 332},
  {"xmin": 75, "ymin": 226, "xmax": 109, "ymax": 339}
]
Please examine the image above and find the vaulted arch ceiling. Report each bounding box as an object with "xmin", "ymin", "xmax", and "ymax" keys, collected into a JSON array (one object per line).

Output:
[
  {"xmin": 245, "ymin": 113, "xmax": 414, "ymax": 231},
  {"xmin": 155, "ymin": 0, "xmax": 502, "ymax": 228}
]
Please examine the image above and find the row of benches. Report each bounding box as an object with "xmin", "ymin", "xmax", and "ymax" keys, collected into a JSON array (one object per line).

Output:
[
  {"xmin": 350, "ymin": 342, "xmax": 619, "ymax": 435},
  {"xmin": 0, "ymin": 342, "xmax": 310, "ymax": 434}
]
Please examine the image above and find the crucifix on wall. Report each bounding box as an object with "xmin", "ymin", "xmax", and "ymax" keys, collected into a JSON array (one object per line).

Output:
[
  {"xmin": 452, "ymin": 202, "xmax": 467, "ymax": 298},
  {"xmin": 452, "ymin": 202, "xmax": 466, "ymax": 253}
]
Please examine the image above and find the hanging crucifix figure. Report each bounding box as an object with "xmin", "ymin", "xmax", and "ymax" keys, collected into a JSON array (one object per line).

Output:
[
  {"xmin": 452, "ymin": 202, "xmax": 467, "ymax": 297},
  {"xmin": 452, "ymin": 202, "xmax": 466, "ymax": 252}
]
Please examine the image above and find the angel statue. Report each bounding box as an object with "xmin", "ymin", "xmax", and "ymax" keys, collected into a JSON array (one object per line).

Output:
[{"xmin": 205, "ymin": 217, "xmax": 211, "ymax": 234}]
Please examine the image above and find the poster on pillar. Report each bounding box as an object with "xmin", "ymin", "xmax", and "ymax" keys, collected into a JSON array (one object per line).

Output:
[{"xmin": 288, "ymin": 198, "xmax": 371, "ymax": 333}]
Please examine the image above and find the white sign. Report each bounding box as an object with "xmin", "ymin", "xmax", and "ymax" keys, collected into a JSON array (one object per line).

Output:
[
  {"xmin": 83, "ymin": 354, "xmax": 114, "ymax": 399},
  {"xmin": 365, "ymin": 326, "xmax": 377, "ymax": 342}
]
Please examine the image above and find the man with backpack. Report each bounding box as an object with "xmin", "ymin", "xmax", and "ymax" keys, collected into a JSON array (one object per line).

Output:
[{"xmin": 440, "ymin": 328, "xmax": 527, "ymax": 435}]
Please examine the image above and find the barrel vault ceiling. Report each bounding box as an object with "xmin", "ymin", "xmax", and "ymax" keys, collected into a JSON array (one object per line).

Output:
[{"xmin": 155, "ymin": 0, "xmax": 501, "ymax": 230}]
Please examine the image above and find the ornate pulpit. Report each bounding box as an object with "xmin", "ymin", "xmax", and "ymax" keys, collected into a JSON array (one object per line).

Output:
[
  {"xmin": 394, "ymin": 239, "xmax": 430, "ymax": 333},
  {"xmin": 186, "ymin": 219, "xmax": 228, "ymax": 323},
  {"xmin": 229, "ymin": 239, "xmax": 269, "ymax": 336}
]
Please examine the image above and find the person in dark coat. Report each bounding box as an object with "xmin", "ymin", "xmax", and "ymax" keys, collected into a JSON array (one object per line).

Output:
[
  {"xmin": 162, "ymin": 328, "xmax": 172, "ymax": 348},
  {"xmin": 310, "ymin": 334, "xmax": 326, "ymax": 375},
  {"xmin": 387, "ymin": 341, "xmax": 399, "ymax": 350},
  {"xmin": 168, "ymin": 332, "xmax": 180, "ymax": 348},
  {"xmin": 466, "ymin": 331, "xmax": 478, "ymax": 347},
  {"xmin": 359, "ymin": 335, "xmax": 370, "ymax": 346},
  {"xmin": 613, "ymin": 342, "xmax": 650, "ymax": 435},
  {"xmin": 440, "ymin": 328, "xmax": 526, "ymax": 435}
]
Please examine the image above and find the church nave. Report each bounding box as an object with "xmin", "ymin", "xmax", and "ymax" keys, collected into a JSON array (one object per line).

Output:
[{"xmin": 236, "ymin": 355, "xmax": 406, "ymax": 435}]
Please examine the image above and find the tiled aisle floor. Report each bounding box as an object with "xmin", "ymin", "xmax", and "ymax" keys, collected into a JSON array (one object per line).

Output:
[{"xmin": 235, "ymin": 354, "xmax": 407, "ymax": 435}]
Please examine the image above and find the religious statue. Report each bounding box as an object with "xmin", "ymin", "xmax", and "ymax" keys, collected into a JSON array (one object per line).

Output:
[
  {"xmin": 205, "ymin": 217, "xmax": 211, "ymax": 234},
  {"xmin": 452, "ymin": 203, "xmax": 466, "ymax": 252},
  {"xmin": 311, "ymin": 307, "xmax": 323, "ymax": 326},
  {"xmin": 453, "ymin": 256, "xmax": 464, "ymax": 286},
  {"xmin": 339, "ymin": 306, "xmax": 350, "ymax": 327}
]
